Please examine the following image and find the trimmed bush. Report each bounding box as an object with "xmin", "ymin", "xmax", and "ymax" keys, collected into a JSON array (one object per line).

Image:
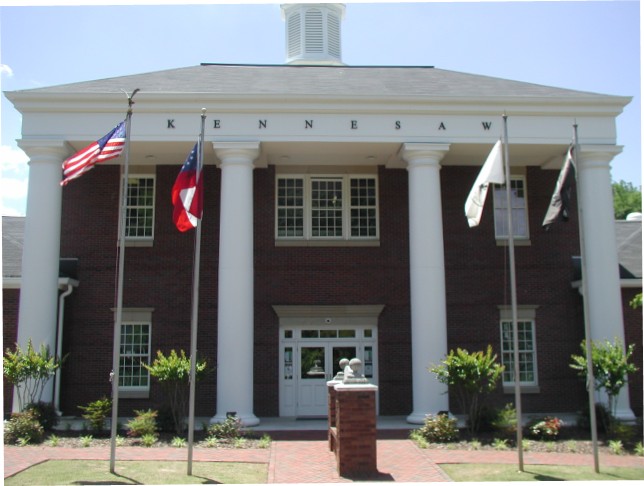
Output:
[
  {"xmin": 23, "ymin": 401, "xmax": 59, "ymax": 431},
  {"xmin": 78, "ymin": 397, "xmax": 111, "ymax": 434},
  {"xmin": 4, "ymin": 409, "xmax": 45, "ymax": 445},
  {"xmin": 125, "ymin": 409, "xmax": 158, "ymax": 438},
  {"xmin": 207, "ymin": 415, "xmax": 243, "ymax": 440},
  {"xmin": 415, "ymin": 413, "xmax": 459, "ymax": 443},
  {"xmin": 527, "ymin": 416, "xmax": 563, "ymax": 441}
]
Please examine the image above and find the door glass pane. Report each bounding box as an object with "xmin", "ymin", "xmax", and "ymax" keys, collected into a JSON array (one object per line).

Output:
[
  {"xmin": 332, "ymin": 346, "xmax": 356, "ymax": 378},
  {"xmin": 284, "ymin": 347, "xmax": 293, "ymax": 380},
  {"xmin": 338, "ymin": 330, "xmax": 355, "ymax": 338},
  {"xmin": 301, "ymin": 347, "xmax": 325, "ymax": 380}
]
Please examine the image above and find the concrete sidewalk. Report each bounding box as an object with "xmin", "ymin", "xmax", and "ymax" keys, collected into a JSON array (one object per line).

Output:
[{"xmin": 5, "ymin": 438, "xmax": 644, "ymax": 482}]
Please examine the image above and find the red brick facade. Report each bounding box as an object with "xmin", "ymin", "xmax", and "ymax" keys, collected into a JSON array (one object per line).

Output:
[{"xmin": 3, "ymin": 162, "xmax": 641, "ymax": 420}]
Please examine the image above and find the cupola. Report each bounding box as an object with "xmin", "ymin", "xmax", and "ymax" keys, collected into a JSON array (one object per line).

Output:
[{"xmin": 281, "ymin": 3, "xmax": 345, "ymax": 65}]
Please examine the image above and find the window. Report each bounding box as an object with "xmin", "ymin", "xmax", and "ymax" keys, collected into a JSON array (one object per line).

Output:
[
  {"xmin": 499, "ymin": 306, "xmax": 538, "ymax": 387},
  {"xmin": 493, "ymin": 176, "xmax": 529, "ymax": 239},
  {"xmin": 276, "ymin": 175, "xmax": 378, "ymax": 241},
  {"xmin": 116, "ymin": 308, "xmax": 153, "ymax": 397},
  {"xmin": 126, "ymin": 176, "xmax": 155, "ymax": 239}
]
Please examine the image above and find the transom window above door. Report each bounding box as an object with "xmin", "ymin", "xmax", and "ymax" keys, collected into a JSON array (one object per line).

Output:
[{"xmin": 276, "ymin": 175, "xmax": 379, "ymax": 244}]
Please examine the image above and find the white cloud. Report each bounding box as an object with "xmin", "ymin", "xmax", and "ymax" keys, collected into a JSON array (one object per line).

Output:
[
  {"xmin": 1, "ymin": 145, "xmax": 29, "ymax": 216},
  {"xmin": 0, "ymin": 64, "xmax": 14, "ymax": 77}
]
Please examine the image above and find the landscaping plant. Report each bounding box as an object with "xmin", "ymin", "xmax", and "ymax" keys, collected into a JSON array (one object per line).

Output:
[
  {"xmin": 412, "ymin": 413, "xmax": 459, "ymax": 443},
  {"xmin": 527, "ymin": 416, "xmax": 563, "ymax": 441},
  {"xmin": 125, "ymin": 409, "xmax": 159, "ymax": 438},
  {"xmin": 430, "ymin": 345, "xmax": 504, "ymax": 434},
  {"xmin": 78, "ymin": 397, "xmax": 112, "ymax": 434},
  {"xmin": 143, "ymin": 349, "xmax": 208, "ymax": 434},
  {"xmin": 3, "ymin": 340, "xmax": 65, "ymax": 411},
  {"xmin": 3, "ymin": 409, "xmax": 45, "ymax": 445},
  {"xmin": 570, "ymin": 338, "xmax": 637, "ymax": 426}
]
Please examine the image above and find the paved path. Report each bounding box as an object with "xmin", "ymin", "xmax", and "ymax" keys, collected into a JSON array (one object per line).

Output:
[{"xmin": 5, "ymin": 440, "xmax": 644, "ymax": 482}]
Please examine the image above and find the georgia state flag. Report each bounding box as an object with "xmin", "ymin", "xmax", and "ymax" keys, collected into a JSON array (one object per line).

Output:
[{"xmin": 172, "ymin": 143, "xmax": 203, "ymax": 232}]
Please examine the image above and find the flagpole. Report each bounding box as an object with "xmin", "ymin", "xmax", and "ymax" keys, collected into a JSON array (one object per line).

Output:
[
  {"xmin": 502, "ymin": 114, "xmax": 524, "ymax": 472},
  {"xmin": 187, "ymin": 108, "xmax": 206, "ymax": 476},
  {"xmin": 572, "ymin": 123, "xmax": 600, "ymax": 473},
  {"xmin": 110, "ymin": 88, "xmax": 139, "ymax": 474}
]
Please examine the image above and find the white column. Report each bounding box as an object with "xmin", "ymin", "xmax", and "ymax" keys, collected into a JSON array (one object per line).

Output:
[
  {"xmin": 401, "ymin": 143, "xmax": 450, "ymax": 424},
  {"xmin": 15, "ymin": 140, "xmax": 68, "ymax": 409},
  {"xmin": 577, "ymin": 145, "xmax": 634, "ymax": 420},
  {"xmin": 212, "ymin": 142, "xmax": 260, "ymax": 426}
]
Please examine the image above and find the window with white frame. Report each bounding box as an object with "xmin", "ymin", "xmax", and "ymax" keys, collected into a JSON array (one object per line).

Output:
[
  {"xmin": 499, "ymin": 306, "xmax": 538, "ymax": 387},
  {"xmin": 493, "ymin": 176, "xmax": 529, "ymax": 239},
  {"xmin": 126, "ymin": 176, "xmax": 155, "ymax": 239},
  {"xmin": 117, "ymin": 309, "xmax": 152, "ymax": 396},
  {"xmin": 276, "ymin": 175, "xmax": 378, "ymax": 240}
]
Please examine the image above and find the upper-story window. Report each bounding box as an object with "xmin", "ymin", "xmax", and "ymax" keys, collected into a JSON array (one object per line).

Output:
[
  {"xmin": 276, "ymin": 175, "xmax": 378, "ymax": 242},
  {"xmin": 493, "ymin": 176, "xmax": 529, "ymax": 240},
  {"xmin": 126, "ymin": 176, "xmax": 155, "ymax": 239}
]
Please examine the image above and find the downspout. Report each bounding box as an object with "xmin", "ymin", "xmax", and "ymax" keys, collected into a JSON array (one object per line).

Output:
[{"xmin": 54, "ymin": 282, "xmax": 74, "ymax": 413}]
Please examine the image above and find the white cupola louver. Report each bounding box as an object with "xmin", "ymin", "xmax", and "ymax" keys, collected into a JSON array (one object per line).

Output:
[{"xmin": 281, "ymin": 3, "xmax": 345, "ymax": 65}]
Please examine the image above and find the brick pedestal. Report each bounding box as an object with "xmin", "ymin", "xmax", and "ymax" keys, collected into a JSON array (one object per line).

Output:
[{"xmin": 331, "ymin": 383, "xmax": 378, "ymax": 478}]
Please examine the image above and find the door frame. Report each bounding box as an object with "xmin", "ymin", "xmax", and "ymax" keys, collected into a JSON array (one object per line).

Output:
[{"xmin": 274, "ymin": 305, "xmax": 383, "ymax": 417}]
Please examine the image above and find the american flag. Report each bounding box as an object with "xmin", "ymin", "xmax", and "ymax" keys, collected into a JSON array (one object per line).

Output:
[{"xmin": 61, "ymin": 121, "xmax": 126, "ymax": 186}]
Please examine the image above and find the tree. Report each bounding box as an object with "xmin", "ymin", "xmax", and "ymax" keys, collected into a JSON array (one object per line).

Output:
[
  {"xmin": 429, "ymin": 345, "xmax": 504, "ymax": 435},
  {"xmin": 3, "ymin": 340, "xmax": 64, "ymax": 411},
  {"xmin": 570, "ymin": 338, "xmax": 637, "ymax": 421},
  {"xmin": 143, "ymin": 349, "xmax": 208, "ymax": 435},
  {"xmin": 612, "ymin": 180, "xmax": 641, "ymax": 219}
]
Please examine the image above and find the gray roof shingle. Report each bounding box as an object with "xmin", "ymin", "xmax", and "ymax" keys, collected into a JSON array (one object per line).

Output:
[{"xmin": 6, "ymin": 64, "xmax": 625, "ymax": 101}]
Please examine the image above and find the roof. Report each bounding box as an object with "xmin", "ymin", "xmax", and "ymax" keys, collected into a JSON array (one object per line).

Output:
[
  {"xmin": 2, "ymin": 216, "xmax": 78, "ymax": 283},
  {"xmin": 5, "ymin": 64, "xmax": 627, "ymax": 102},
  {"xmin": 2, "ymin": 216, "xmax": 24, "ymax": 279},
  {"xmin": 615, "ymin": 219, "xmax": 642, "ymax": 279}
]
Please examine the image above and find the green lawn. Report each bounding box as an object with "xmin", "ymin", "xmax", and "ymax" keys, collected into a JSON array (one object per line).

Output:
[
  {"xmin": 5, "ymin": 460, "xmax": 268, "ymax": 485},
  {"xmin": 440, "ymin": 463, "xmax": 644, "ymax": 481}
]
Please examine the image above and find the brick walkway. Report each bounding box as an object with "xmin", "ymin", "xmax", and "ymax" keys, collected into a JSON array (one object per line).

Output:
[{"xmin": 5, "ymin": 439, "xmax": 644, "ymax": 482}]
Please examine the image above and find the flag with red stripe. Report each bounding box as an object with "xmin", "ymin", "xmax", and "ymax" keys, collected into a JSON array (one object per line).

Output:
[
  {"xmin": 61, "ymin": 121, "xmax": 126, "ymax": 186},
  {"xmin": 172, "ymin": 143, "xmax": 203, "ymax": 231}
]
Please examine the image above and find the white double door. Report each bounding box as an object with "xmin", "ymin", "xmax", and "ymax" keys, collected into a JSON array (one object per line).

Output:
[{"xmin": 280, "ymin": 338, "xmax": 376, "ymax": 417}]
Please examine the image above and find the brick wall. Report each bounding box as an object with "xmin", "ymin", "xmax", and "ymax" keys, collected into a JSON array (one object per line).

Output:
[
  {"xmin": 47, "ymin": 161, "xmax": 641, "ymax": 420},
  {"xmin": 2, "ymin": 288, "xmax": 19, "ymax": 416}
]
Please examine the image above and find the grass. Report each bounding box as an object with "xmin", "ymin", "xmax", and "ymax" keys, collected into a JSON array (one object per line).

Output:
[
  {"xmin": 5, "ymin": 460, "xmax": 268, "ymax": 485},
  {"xmin": 440, "ymin": 463, "xmax": 644, "ymax": 481}
]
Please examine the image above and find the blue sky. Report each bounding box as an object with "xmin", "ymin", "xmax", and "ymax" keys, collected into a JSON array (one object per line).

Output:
[{"xmin": 1, "ymin": 1, "xmax": 640, "ymax": 216}]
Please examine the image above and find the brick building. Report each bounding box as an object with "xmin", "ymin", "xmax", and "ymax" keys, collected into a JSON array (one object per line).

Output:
[{"xmin": 3, "ymin": 4, "xmax": 640, "ymax": 424}]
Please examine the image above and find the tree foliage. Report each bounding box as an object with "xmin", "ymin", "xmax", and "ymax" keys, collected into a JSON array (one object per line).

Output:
[
  {"xmin": 3, "ymin": 340, "xmax": 64, "ymax": 411},
  {"xmin": 430, "ymin": 345, "xmax": 504, "ymax": 434},
  {"xmin": 613, "ymin": 180, "xmax": 641, "ymax": 220},
  {"xmin": 570, "ymin": 338, "xmax": 638, "ymax": 418},
  {"xmin": 143, "ymin": 349, "xmax": 208, "ymax": 434}
]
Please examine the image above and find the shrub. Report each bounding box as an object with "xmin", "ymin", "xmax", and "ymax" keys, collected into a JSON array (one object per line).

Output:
[
  {"xmin": 143, "ymin": 349, "xmax": 208, "ymax": 435},
  {"xmin": 125, "ymin": 409, "xmax": 158, "ymax": 438},
  {"xmin": 570, "ymin": 338, "xmax": 637, "ymax": 423},
  {"xmin": 78, "ymin": 397, "xmax": 112, "ymax": 434},
  {"xmin": 80, "ymin": 435, "xmax": 93, "ymax": 447},
  {"xmin": 23, "ymin": 401, "xmax": 59, "ymax": 431},
  {"xmin": 491, "ymin": 403, "xmax": 517, "ymax": 437},
  {"xmin": 3, "ymin": 340, "xmax": 65, "ymax": 411},
  {"xmin": 415, "ymin": 413, "xmax": 459, "ymax": 443},
  {"xmin": 577, "ymin": 402, "xmax": 613, "ymax": 434},
  {"xmin": 527, "ymin": 416, "xmax": 563, "ymax": 441},
  {"xmin": 430, "ymin": 346, "xmax": 504, "ymax": 434},
  {"xmin": 4, "ymin": 409, "xmax": 45, "ymax": 445},
  {"xmin": 207, "ymin": 415, "xmax": 243, "ymax": 440}
]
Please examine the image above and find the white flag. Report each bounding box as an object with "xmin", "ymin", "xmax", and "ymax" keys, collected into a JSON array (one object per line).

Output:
[{"xmin": 464, "ymin": 139, "xmax": 505, "ymax": 227}]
